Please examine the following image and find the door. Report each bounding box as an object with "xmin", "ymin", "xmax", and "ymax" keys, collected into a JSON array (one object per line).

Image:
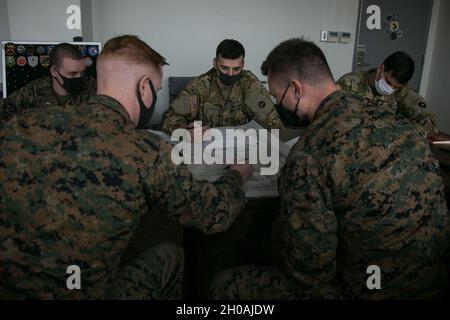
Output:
[{"xmin": 353, "ymin": 0, "xmax": 433, "ymax": 90}]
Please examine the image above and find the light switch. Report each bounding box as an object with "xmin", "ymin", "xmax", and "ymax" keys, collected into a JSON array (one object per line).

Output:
[{"xmin": 320, "ymin": 30, "xmax": 328, "ymax": 42}]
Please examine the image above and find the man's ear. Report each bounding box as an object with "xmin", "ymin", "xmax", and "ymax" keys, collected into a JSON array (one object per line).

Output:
[
  {"xmin": 374, "ymin": 64, "xmax": 384, "ymax": 81},
  {"xmin": 291, "ymin": 80, "xmax": 303, "ymax": 99},
  {"xmin": 137, "ymin": 77, "xmax": 148, "ymax": 98},
  {"xmin": 49, "ymin": 66, "xmax": 58, "ymax": 78}
]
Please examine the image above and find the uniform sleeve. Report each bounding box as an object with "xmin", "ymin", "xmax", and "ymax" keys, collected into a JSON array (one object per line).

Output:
[
  {"xmin": 396, "ymin": 88, "xmax": 438, "ymax": 137},
  {"xmin": 336, "ymin": 74, "xmax": 352, "ymax": 91},
  {"xmin": 280, "ymin": 153, "xmax": 338, "ymax": 291},
  {"xmin": 141, "ymin": 136, "xmax": 247, "ymax": 235},
  {"xmin": 161, "ymin": 79, "xmax": 204, "ymax": 133},
  {"xmin": 243, "ymin": 75, "xmax": 285, "ymax": 130},
  {"xmin": 0, "ymin": 85, "xmax": 34, "ymax": 122}
]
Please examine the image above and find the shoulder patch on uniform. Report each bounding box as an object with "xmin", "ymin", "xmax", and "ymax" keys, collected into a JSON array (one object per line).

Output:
[{"xmin": 258, "ymin": 101, "xmax": 266, "ymax": 109}]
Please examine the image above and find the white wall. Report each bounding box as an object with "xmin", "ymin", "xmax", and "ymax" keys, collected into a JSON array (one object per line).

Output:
[
  {"xmin": 421, "ymin": 0, "xmax": 450, "ymax": 133},
  {"xmin": 6, "ymin": 0, "xmax": 82, "ymax": 41},
  {"xmin": 91, "ymin": 0, "xmax": 359, "ymax": 125},
  {"xmin": 0, "ymin": 0, "xmax": 11, "ymax": 88}
]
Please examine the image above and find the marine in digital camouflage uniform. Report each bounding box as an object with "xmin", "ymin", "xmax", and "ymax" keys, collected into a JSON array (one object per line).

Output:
[
  {"xmin": 337, "ymin": 52, "xmax": 438, "ymax": 138},
  {"xmin": 161, "ymin": 39, "xmax": 284, "ymax": 132},
  {"xmin": 0, "ymin": 35, "xmax": 250, "ymax": 300},
  {"xmin": 210, "ymin": 39, "xmax": 450, "ymax": 300},
  {"xmin": 0, "ymin": 76, "xmax": 96, "ymax": 121},
  {"xmin": 1, "ymin": 42, "xmax": 97, "ymax": 122}
]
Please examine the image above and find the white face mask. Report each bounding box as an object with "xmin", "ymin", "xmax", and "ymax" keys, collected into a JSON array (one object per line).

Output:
[{"xmin": 374, "ymin": 72, "xmax": 397, "ymax": 96}]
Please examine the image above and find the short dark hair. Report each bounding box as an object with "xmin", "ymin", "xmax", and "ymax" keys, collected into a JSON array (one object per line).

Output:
[
  {"xmin": 49, "ymin": 43, "xmax": 83, "ymax": 68},
  {"xmin": 216, "ymin": 39, "xmax": 245, "ymax": 59},
  {"xmin": 383, "ymin": 51, "xmax": 415, "ymax": 85},
  {"xmin": 261, "ymin": 38, "xmax": 333, "ymax": 85}
]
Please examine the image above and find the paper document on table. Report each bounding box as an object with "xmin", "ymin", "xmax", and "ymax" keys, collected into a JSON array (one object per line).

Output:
[{"xmin": 147, "ymin": 121, "xmax": 300, "ymax": 198}]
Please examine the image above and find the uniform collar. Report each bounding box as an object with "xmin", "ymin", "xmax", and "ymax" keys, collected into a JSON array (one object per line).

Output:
[
  {"xmin": 87, "ymin": 95, "xmax": 134, "ymax": 126},
  {"xmin": 312, "ymin": 89, "xmax": 347, "ymax": 122},
  {"xmin": 362, "ymin": 69, "xmax": 378, "ymax": 99}
]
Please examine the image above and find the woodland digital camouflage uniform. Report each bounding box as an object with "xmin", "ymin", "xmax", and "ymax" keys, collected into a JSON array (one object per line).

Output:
[
  {"xmin": 161, "ymin": 68, "xmax": 284, "ymax": 132},
  {"xmin": 0, "ymin": 76, "xmax": 96, "ymax": 122},
  {"xmin": 337, "ymin": 70, "xmax": 438, "ymax": 137},
  {"xmin": 210, "ymin": 90, "xmax": 450, "ymax": 300},
  {"xmin": 0, "ymin": 95, "xmax": 247, "ymax": 299}
]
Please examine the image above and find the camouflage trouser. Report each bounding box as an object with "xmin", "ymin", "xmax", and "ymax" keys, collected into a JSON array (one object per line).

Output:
[
  {"xmin": 209, "ymin": 264, "xmax": 340, "ymax": 300},
  {"xmin": 107, "ymin": 243, "xmax": 184, "ymax": 300}
]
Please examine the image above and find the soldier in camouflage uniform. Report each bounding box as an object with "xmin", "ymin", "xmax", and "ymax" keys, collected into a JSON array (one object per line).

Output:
[
  {"xmin": 337, "ymin": 51, "xmax": 437, "ymax": 137},
  {"xmin": 210, "ymin": 38, "xmax": 450, "ymax": 300},
  {"xmin": 161, "ymin": 39, "xmax": 284, "ymax": 133},
  {"xmin": 0, "ymin": 35, "xmax": 253, "ymax": 299},
  {"xmin": 0, "ymin": 42, "xmax": 96, "ymax": 122}
]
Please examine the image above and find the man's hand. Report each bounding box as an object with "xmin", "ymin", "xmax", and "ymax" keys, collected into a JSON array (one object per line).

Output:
[{"xmin": 229, "ymin": 164, "xmax": 254, "ymax": 184}]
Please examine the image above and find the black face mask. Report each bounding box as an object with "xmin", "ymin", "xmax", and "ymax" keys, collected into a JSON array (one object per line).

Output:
[
  {"xmin": 55, "ymin": 70, "xmax": 85, "ymax": 95},
  {"xmin": 275, "ymin": 83, "xmax": 308, "ymax": 127},
  {"xmin": 136, "ymin": 79, "xmax": 157, "ymax": 129},
  {"xmin": 217, "ymin": 69, "xmax": 241, "ymax": 87}
]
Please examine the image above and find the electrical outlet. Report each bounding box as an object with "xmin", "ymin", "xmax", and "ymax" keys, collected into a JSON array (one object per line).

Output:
[
  {"xmin": 328, "ymin": 31, "xmax": 339, "ymax": 43},
  {"xmin": 339, "ymin": 32, "xmax": 351, "ymax": 43}
]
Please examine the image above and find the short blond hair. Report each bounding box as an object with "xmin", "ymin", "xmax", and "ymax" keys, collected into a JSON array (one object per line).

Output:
[{"xmin": 98, "ymin": 35, "xmax": 168, "ymax": 68}]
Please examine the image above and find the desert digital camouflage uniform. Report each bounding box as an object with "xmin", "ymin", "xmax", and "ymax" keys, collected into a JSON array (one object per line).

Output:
[
  {"xmin": 161, "ymin": 68, "xmax": 284, "ymax": 132},
  {"xmin": 0, "ymin": 95, "xmax": 247, "ymax": 299},
  {"xmin": 337, "ymin": 70, "xmax": 438, "ymax": 137},
  {"xmin": 210, "ymin": 90, "xmax": 450, "ymax": 300},
  {"xmin": 0, "ymin": 76, "xmax": 96, "ymax": 121}
]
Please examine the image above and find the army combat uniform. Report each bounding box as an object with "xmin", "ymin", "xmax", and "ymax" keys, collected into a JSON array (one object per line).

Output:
[
  {"xmin": 0, "ymin": 76, "xmax": 97, "ymax": 122},
  {"xmin": 337, "ymin": 70, "xmax": 438, "ymax": 137},
  {"xmin": 0, "ymin": 95, "xmax": 247, "ymax": 299},
  {"xmin": 161, "ymin": 68, "xmax": 284, "ymax": 132},
  {"xmin": 210, "ymin": 90, "xmax": 449, "ymax": 300}
]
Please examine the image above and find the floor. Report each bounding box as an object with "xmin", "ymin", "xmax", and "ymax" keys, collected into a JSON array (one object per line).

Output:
[{"xmin": 121, "ymin": 197, "xmax": 283, "ymax": 300}]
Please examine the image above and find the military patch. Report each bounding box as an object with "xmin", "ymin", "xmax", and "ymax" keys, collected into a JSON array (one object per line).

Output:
[
  {"xmin": 16, "ymin": 56, "xmax": 27, "ymax": 67},
  {"xmin": 5, "ymin": 43, "xmax": 16, "ymax": 56},
  {"xmin": 84, "ymin": 56, "xmax": 93, "ymax": 67},
  {"xmin": 6, "ymin": 56, "xmax": 15, "ymax": 68},
  {"xmin": 28, "ymin": 56, "xmax": 38, "ymax": 68},
  {"xmin": 419, "ymin": 102, "xmax": 427, "ymax": 109},
  {"xmin": 258, "ymin": 101, "xmax": 266, "ymax": 109},
  {"xmin": 79, "ymin": 45, "xmax": 87, "ymax": 56},
  {"xmin": 47, "ymin": 46, "xmax": 55, "ymax": 55},
  {"xmin": 16, "ymin": 45, "xmax": 26, "ymax": 55},
  {"xmin": 88, "ymin": 46, "xmax": 99, "ymax": 57},
  {"xmin": 390, "ymin": 21, "xmax": 400, "ymax": 32},
  {"xmin": 27, "ymin": 45, "xmax": 36, "ymax": 55},
  {"xmin": 40, "ymin": 55, "xmax": 50, "ymax": 68},
  {"xmin": 36, "ymin": 46, "xmax": 46, "ymax": 55}
]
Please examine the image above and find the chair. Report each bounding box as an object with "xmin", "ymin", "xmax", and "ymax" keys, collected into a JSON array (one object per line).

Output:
[{"xmin": 168, "ymin": 76, "xmax": 196, "ymax": 104}]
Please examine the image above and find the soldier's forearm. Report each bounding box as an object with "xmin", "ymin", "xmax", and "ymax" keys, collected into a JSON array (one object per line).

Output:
[
  {"xmin": 161, "ymin": 112, "xmax": 190, "ymax": 134},
  {"xmin": 187, "ymin": 170, "xmax": 247, "ymax": 235}
]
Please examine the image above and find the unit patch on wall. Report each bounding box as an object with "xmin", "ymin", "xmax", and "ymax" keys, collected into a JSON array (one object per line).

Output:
[{"xmin": 385, "ymin": 14, "xmax": 403, "ymax": 40}]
